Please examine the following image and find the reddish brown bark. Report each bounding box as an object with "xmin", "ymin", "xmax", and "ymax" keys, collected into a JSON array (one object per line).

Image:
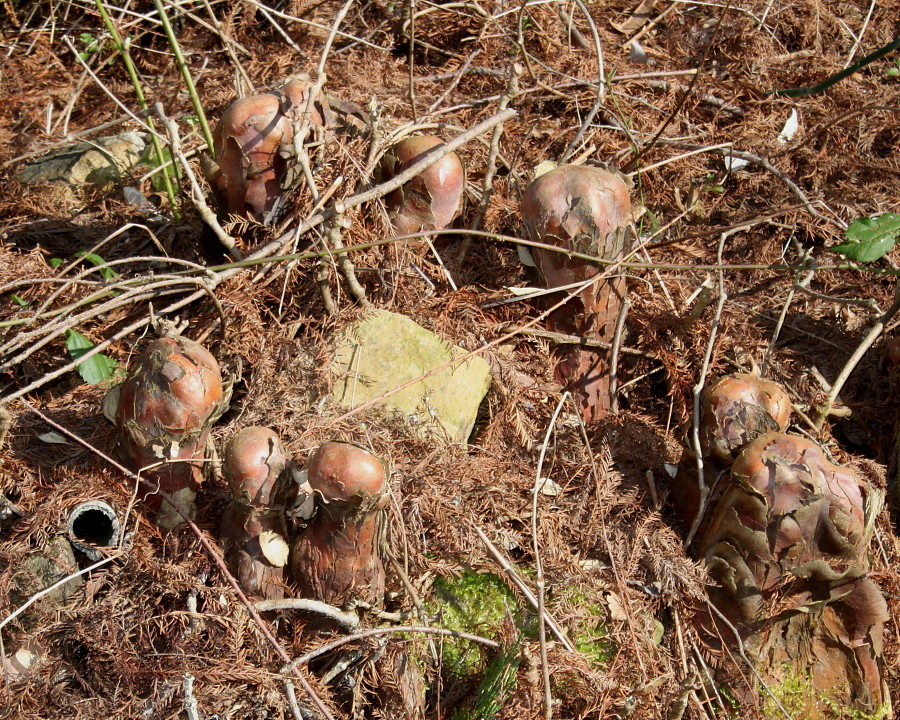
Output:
[
  {"xmin": 220, "ymin": 427, "xmax": 291, "ymax": 600},
  {"xmin": 671, "ymin": 373, "xmax": 791, "ymax": 530},
  {"xmin": 694, "ymin": 432, "xmax": 887, "ymax": 714},
  {"xmin": 381, "ymin": 134, "xmax": 465, "ymax": 237},
  {"xmin": 115, "ymin": 336, "xmax": 223, "ymax": 528},
  {"xmin": 291, "ymin": 442, "xmax": 388, "ymax": 608},
  {"xmin": 209, "ymin": 79, "xmax": 326, "ymax": 220},
  {"xmin": 521, "ymin": 164, "xmax": 632, "ymax": 421}
]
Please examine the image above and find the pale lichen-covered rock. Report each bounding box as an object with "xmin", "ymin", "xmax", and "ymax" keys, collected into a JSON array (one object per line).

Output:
[
  {"xmin": 10, "ymin": 536, "xmax": 83, "ymax": 614},
  {"xmin": 331, "ymin": 310, "xmax": 491, "ymax": 443},
  {"xmin": 17, "ymin": 132, "xmax": 148, "ymax": 185}
]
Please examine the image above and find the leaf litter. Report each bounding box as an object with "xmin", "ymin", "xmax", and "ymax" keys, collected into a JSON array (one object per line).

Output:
[{"xmin": 0, "ymin": 1, "xmax": 899, "ymax": 719}]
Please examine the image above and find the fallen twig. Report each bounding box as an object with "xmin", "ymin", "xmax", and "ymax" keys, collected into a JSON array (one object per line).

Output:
[
  {"xmin": 283, "ymin": 625, "xmax": 499, "ymax": 672},
  {"xmin": 155, "ymin": 104, "xmax": 241, "ymax": 260},
  {"xmin": 609, "ymin": 297, "xmax": 631, "ymax": 413},
  {"xmin": 685, "ymin": 229, "xmax": 733, "ymax": 549},
  {"xmin": 532, "ymin": 391, "xmax": 568, "ymax": 720},
  {"xmin": 255, "ymin": 598, "xmax": 360, "ymax": 630},
  {"xmin": 813, "ymin": 288, "xmax": 900, "ymax": 429},
  {"xmin": 705, "ymin": 600, "xmax": 796, "ymax": 720},
  {"xmin": 459, "ymin": 64, "xmax": 521, "ymax": 266},
  {"xmin": 474, "ymin": 525, "xmax": 576, "ymax": 652},
  {"xmin": 496, "ymin": 323, "xmax": 655, "ymax": 358}
]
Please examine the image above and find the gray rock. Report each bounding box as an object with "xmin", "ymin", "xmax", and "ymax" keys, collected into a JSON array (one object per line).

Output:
[
  {"xmin": 331, "ymin": 310, "xmax": 491, "ymax": 443},
  {"xmin": 17, "ymin": 132, "xmax": 148, "ymax": 185},
  {"xmin": 10, "ymin": 536, "xmax": 83, "ymax": 616}
]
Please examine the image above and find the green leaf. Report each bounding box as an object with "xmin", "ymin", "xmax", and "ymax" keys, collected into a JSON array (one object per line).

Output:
[
  {"xmin": 75, "ymin": 251, "xmax": 119, "ymax": 280},
  {"xmin": 65, "ymin": 329, "xmax": 116, "ymax": 385},
  {"xmin": 10, "ymin": 294, "xmax": 29, "ymax": 306},
  {"xmin": 49, "ymin": 258, "xmax": 64, "ymax": 268},
  {"xmin": 831, "ymin": 213, "xmax": 900, "ymax": 262}
]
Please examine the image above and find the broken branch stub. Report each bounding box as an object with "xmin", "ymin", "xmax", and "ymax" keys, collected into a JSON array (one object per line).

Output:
[
  {"xmin": 520, "ymin": 164, "xmax": 633, "ymax": 421},
  {"xmin": 114, "ymin": 335, "xmax": 225, "ymax": 530},
  {"xmin": 219, "ymin": 427, "xmax": 292, "ymax": 600},
  {"xmin": 695, "ymin": 432, "xmax": 887, "ymax": 715},
  {"xmin": 206, "ymin": 78, "xmax": 327, "ymax": 221},
  {"xmin": 381, "ymin": 134, "xmax": 465, "ymax": 237},
  {"xmin": 672, "ymin": 372, "xmax": 791, "ymax": 530},
  {"xmin": 291, "ymin": 441, "xmax": 388, "ymax": 608}
]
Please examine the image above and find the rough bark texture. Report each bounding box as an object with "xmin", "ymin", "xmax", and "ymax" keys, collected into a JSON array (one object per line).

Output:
[
  {"xmin": 520, "ymin": 164, "xmax": 632, "ymax": 422},
  {"xmin": 695, "ymin": 432, "xmax": 887, "ymax": 716},
  {"xmin": 292, "ymin": 501, "xmax": 386, "ymax": 607},
  {"xmin": 290, "ymin": 442, "xmax": 388, "ymax": 608},
  {"xmin": 219, "ymin": 427, "xmax": 291, "ymax": 600},
  {"xmin": 114, "ymin": 336, "xmax": 224, "ymax": 529},
  {"xmin": 220, "ymin": 503, "xmax": 289, "ymax": 601}
]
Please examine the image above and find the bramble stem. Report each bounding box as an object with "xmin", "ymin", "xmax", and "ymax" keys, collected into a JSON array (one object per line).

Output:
[
  {"xmin": 152, "ymin": 0, "xmax": 216, "ymax": 158},
  {"xmin": 94, "ymin": 0, "xmax": 179, "ymax": 218}
]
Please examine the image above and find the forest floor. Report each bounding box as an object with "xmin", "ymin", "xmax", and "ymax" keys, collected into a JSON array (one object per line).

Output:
[{"xmin": 1, "ymin": 1, "xmax": 899, "ymax": 718}]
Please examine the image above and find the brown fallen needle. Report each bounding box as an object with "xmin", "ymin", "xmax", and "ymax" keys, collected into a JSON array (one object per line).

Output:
[{"xmin": 18, "ymin": 399, "xmax": 335, "ymax": 720}]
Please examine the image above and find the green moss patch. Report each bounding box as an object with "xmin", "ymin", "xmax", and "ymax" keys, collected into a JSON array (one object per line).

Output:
[
  {"xmin": 426, "ymin": 570, "xmax": 524, "ymax": 676},
  {"xmin": 558, "ymin": 588, "xmax": 613, "ymax": 666},
  {"xmin": 764, "ymin": 665, "xmax": 889, "ymax": 720}
]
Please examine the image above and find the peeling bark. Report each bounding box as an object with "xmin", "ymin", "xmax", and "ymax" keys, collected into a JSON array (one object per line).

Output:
[
  {"xmin": 219, "ymin": 427, "xmax": 291, "ymax": 600},
  {"xmin": 672, "ymin": 373, "xmax": 791, "ymax": 531},
  {"xmin": 520, "ymin": 164, "xmax": 633, "ymax": 421},
  {"xmin": 115, "ymin": 336, "xmax": 224, "ymax": 529},
  {"xmin": 696, "ymin": 433, "xmax": 887, "ymax": 714},
  {"xmin": 381, "ymin": 135, "xmax": 465, "ymax": 237},
  {"xmin": 207, "ymin": 78, "xmax": 327, "ymax": 220}
]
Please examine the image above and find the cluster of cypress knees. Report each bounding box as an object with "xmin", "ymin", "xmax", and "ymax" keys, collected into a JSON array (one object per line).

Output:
[
  {"xmin": 111, "ymin": 331, "xmax": 387, "ymax": 608},
  {"xmin": 107, "ymin": 78, "xmax": 887, "ymax": 714}
]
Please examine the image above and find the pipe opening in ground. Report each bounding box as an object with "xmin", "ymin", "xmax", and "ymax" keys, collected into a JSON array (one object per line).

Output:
[
  {"xmin": 68, "ymin": 501, "xmax": 120, "ymax": 551},
  {"xmin": 72, "ymin": 509, "xmax": 116, "ymax": 545}
]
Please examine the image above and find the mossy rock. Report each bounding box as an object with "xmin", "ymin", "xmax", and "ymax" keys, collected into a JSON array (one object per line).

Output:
[
  {"xmin": 9, "ymin": 536, "xmax": 83, "ymax": 625},
  {"xmin": 16, "ymin": 132, "xmax": 148, "ymax": 186},
  {"xmin": 557, "ymin": 587, "xmax": 613, "ymax": 665},
  {"xmin": 331, "ymin": 310, "xmax": 491, "ymax": 443}
]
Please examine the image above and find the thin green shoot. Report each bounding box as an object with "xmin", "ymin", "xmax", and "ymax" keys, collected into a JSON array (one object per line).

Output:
[
  {"xmin": 451, "ymin": 643, "xmax": 521, "ymax": 720},
  {"xmin": 151, "ymin": 0, "xmax": 216, "ymax": 159},
  {"xmin": 93, "ymin": 0, "xmax": 180, "ymax": 220},
  {"xmin": 76, "ymin": 252, "xmax": 120, "ymax": 281},
  {"xmin": 77, "ymin": 32, "xmax": 107, "ymax": 62}
]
